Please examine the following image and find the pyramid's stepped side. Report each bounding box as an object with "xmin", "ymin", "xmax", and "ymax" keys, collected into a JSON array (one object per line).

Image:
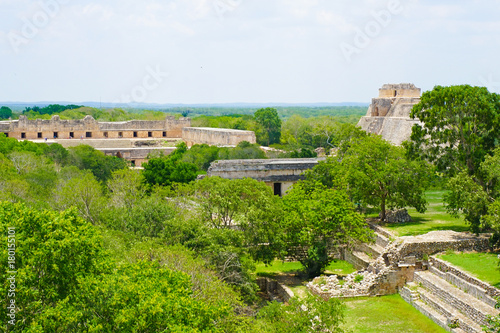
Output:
[
  {"xmin": 401, "ymin": 257, "xmax": 500, "ymax": 332},
  {"xmin": 357, "ymin": 83, "xmax": 422, "ymax": 146}
]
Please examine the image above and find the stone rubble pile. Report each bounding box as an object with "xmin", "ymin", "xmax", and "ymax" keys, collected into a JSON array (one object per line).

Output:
[
  {"xmin": 380, "ymin": 209, "xmax": 412, "ymax": 223},
  {"xmin": 308, "ymin": 240, "xmax": 402, "ymax": 298},
  {"xmin": 308, "ymin": 261, "xmax": 391, "ymax": 297}
]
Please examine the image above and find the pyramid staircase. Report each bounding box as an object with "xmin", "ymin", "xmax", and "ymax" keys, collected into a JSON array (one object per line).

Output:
[{"xmin": 401, "ymin": 258, "xmax": 499, "ymax": 332}]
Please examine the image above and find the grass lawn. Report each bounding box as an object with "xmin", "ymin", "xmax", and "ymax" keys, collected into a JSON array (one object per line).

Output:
[
  {"xmin": 324, "ymin": 260, "xmax": 357, "ymax": 276},
  {"xmin": 437, "ymin": 252, "xmax": 500, "ymax": 288},
  {"xmin": 381, "ymin": 190, "xmax": 469, "ymax": 237},
  {"xmin": 255, "ymin": 260, "xmax": 303, "ymax": 278},
  {"xmin": 343, "ymin": 294, "xmax": 447, "ymax": 333},
  {"xmin": 255, "ymin": 260, "xmax": 355, "ymax": 278}
]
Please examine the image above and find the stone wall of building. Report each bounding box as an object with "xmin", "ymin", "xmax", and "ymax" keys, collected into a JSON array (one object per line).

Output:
[
  {"xmin": 2, "ymin": 115, "xmax": 191, "ymax": 140},
  {"xmin": 182, "ymin": 127, "xmax": 256, "ymax": 147},
  {"xmin": 1, "ymin": 116, "xmax": 265, "ymax": 167},
  {"xmin": 378, "ymin": 83, "xmax": 421, "ymax": 98},
  {"xmin": 207, "ymin": 158, "xmax": 323, "ymax": 196},
  {"xmin": 100, "ymin": 147, "xmax": 176, "ymax": 167}
]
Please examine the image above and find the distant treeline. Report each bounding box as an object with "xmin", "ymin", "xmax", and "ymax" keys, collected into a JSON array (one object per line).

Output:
[
  {"xmin": 143, "ymin": 106, "xmax": 368, "ymax": 119},
  {"xmin": 16, "ymin": 104, "xmax": 367, "ymax": 124},
  {"xmin": 23, "ymin": 104, "xmax": 84, "ymax": 116}
]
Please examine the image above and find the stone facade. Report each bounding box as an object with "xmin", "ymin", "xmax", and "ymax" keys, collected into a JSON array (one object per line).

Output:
[
  {"xmin": 357, "ymin": 83, "xmax": 422, "ymax": 145},
  {"xmin": 99, "ymin": 147, "xmax": 176, "ymax": 167},
  {"xmin": 1, "ymin": 115, "xmax": 190, "ymax": 140},
  {"xmin": 182, "ymin": 127, "xmax": 256, "ymax": 147},
  {"xmin": 207, "ymin": 158, "xmax": 324, "ymax": 196}
]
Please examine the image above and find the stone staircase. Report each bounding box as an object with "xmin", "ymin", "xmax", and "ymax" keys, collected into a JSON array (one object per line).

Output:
[
  {"xmin": 344, "ymin": 229, "xmax": 391, "ymax": 270},
  {"xmin": 401, "ymin": 259, "xmax": 500, "ymax": 332}
]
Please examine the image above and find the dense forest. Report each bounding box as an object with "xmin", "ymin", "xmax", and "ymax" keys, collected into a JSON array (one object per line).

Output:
[{"xmin": 2, "ymin": 85, "xmax": 500, "ymax": 331}]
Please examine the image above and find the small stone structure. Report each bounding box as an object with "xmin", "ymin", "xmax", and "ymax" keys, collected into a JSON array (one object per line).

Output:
[
  {"xmin": 357, "ymin": 83, "xmax": 422, "ymax": 145},
  {"xmin": 182, "ymin": 127, "xmax": 256, "ymax": 147},
  {"xmin": 207, "ymin": 158, "xmax": 324, "ymax": 196},
  {"xmin": 257, "ymin": 277, "xmax": 295, "ymax": 303},
  {"xmin": 380, "ymin": 209, "xmax": 412, "ymax": 223}
]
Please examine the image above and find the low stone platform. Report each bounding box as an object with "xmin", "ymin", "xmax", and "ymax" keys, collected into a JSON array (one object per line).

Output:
[{"xmin": 308, "ymin": 228, "xmax": 495, "ymax": 331}]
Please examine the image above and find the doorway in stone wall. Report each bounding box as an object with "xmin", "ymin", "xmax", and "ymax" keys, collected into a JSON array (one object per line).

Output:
[{"xmin": 274, "ymin": 183, "xmax": 282, "ymax": 197}]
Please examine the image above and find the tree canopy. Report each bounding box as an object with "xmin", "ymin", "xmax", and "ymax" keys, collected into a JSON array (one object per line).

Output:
[
  {"xmin": 142, "ymin": 142, "xmax": 198, "ymax": 187},
  {"xmin": 280, "ymin": 182, "xmax": 372, "ymax": 277},
  {"xmin": 254, "ymin": 107, "xmax": 282, "ymax": 146},
  {"xmin": 405, "ymin": 85, "xmax": 500, "ymax": 178},
  {"xmin": 0, "ymin": 106, "xmax": 12, "ymax": 119},
  {"xmin": 342, "ymin": 135, "xmax": 430, "ymax": 221}
]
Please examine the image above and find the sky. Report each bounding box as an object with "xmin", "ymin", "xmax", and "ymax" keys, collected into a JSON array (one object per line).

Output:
[{"xmin": 1, "ymin": 0, "xmax": 500, "ymax": 105}]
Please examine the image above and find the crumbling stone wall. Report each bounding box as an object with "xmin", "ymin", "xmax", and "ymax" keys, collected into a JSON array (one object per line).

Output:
[
  {"xmin": 393, "ymin": 232, "xmax": 490, "ymax": 262},
  {"xmin": 257, "ymin": 277, "xmax": 294, "ymax": 302}
]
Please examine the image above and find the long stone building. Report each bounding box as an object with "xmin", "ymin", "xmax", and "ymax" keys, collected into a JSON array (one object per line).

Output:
[
  {"xmin": 0, "ymin": 115, "xmax": 190, "ymax": 140},
  {"xmin": 0, "ymin": 115, "xmax": 257, "ymax": 166},
  {"xmin": 357, "ymin": 83, "xmax": 422, "ymax": 145}
]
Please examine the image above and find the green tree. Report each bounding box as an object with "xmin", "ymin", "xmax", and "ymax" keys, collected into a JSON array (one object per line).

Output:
[
  {"xmin": 0, "ymin": 202, "xmax": 109, "ymax": 331},
  {"xmin": 192, "ymin": 177, "xmax": 282, "ymax": 299},
  {"xmin": 405, "ymin": 85, "xmax": 500, "ymax": 178},
  {"xmin": 280, "ymin": 116, "xmax": 366, "ymax": 152},
  {"xmin": 142, "ymin": 142, "xmax": 198, "ymax": 187},
  {"xmin": 444, "ymin": 147, "xmax": 500, "ymax": 233},
  {"xmin": 281, "ymin": 182, "xmax": 372, "ymax": 277},
  {"xmin": 219, "ymin": 141, "xmax": 267, "ymax": 160},
  {"xmin": 254, "ymin": 107, "xmax": 282, "ymax": 146},
  {"xmin": 142, "ymin": 156, "xmax": 197, "ymax": 187},
  {"xmin": 182, "ymin": 144, "xmax": 221, "ymax": 171},
  {"xmin": 67, "ymin": 145, "xmax": 127, "ymax": 182},
  {"xmin": 56, "ymin": 171, "xmax": 106, "ymax": 224},
  {"xmin": 0, "ymin": 154, "xmax": 30, "ymax": 202},
  {"xmin": 0, "ymin": 106, "xmax": 12, "ymax": 119},
  {"xmin": 342, "ymin": 135, "xmax": 430, "ymax": 221},
  {"xmin": 107, "ymin": 168, "xmax": 145, "ymax": 208},
  {"xmin": 193, "ymin": 177, "xmax": 282, "ymax": 261},
  {"xmin": 35, "ymin": 260, "xmax": 231, "ymax": 332},
  {"xmin": 45, "ymin": 143, "xmax": 69, "ymax": 166}
]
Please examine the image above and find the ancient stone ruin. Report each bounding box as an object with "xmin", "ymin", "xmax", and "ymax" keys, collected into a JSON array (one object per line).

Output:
[
  {"xmin": 357, "ymin": 83, "xmax": 422, "ymax": 145},
  {"xmin": 0, "ymin": 115, "xmax": 257, "ymax": 167},
  {"xmin": 379, "ymin": 209, "xmax": 412, "ymax": 223},
  {"xmin": 207, "ymin": 158, "xmax": 324, "ymax": 196},
  {"xmin": 308, "ymin": 225, "xmax": 497, "ymax": 332}
]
